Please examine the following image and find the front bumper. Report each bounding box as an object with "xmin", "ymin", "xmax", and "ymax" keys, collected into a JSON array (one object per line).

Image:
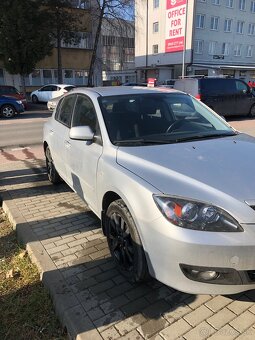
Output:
[{"xmin": 140, "ymin": 216, "xmax": 255, "ymax": 295}]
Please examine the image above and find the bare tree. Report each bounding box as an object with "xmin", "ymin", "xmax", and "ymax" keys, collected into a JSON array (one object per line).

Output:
[
  {"xmin": 87, "ymin": 0, "xmax": 134, "ymax": 86},
  {"xmin": 44, "ymin": 0, "xmax": 83, "ymax": 83}
]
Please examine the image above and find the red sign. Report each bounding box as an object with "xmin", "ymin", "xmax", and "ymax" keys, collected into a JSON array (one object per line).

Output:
[
  {"xmin": 147, "ymin": 78, "xmax": 157, "ymax": 87},
  {"xmin": 165, "ymin": 0, "xmax": 187, "ymax": 53}
]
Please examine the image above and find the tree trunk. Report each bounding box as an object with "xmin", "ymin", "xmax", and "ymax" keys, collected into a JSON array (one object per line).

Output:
[
  {"xmin": 20, "ymin": 75, "xmax": 26, "ymax": 100},
  {"xmin": 87, "ymin": 3, "xmax": 105, "ymax": 87},
  {"xmin": 57, "ymin": 27, "xmax": 63, "ymax": 84}
]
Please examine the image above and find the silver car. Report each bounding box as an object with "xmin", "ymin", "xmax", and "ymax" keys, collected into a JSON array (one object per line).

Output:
[{"xmin": 43, "ymin": 86, "xmax": 255, "ymax": 295}]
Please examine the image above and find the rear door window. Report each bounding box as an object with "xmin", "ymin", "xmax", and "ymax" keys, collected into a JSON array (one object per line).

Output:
[{"xmin": 57, "ymin": 94, "xmax": 76, "ymax": 128}]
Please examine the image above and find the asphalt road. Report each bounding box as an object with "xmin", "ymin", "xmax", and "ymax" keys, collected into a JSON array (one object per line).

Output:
[{"xmin": 0, "ymin": 104, "xmax": 51, "ymax": 149}]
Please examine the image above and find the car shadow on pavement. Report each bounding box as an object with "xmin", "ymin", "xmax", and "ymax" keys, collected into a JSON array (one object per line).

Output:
[{"xmin": 2, "ymin": 159, "xmax": 255, "ymax": 338}]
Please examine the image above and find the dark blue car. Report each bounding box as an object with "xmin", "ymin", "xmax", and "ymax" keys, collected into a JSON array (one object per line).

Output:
[{"xmin": 0, "ymin": 95, "xmax": 24, "ymax": 118}]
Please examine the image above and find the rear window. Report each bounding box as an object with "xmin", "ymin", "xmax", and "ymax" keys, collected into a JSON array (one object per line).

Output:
[
  {"xmin": 0, "ymin": 86, "xmax": 19, "ymax": 94},
  {"xmin": 200, "ymin": 79, "xmax": 236, "ymax": 95},
  {"xmin": 64, "ymin": 86, "xmax": 75, "ymax": 92}
]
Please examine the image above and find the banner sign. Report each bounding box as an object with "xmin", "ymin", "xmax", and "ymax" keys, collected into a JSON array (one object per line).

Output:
[{"xmin": 165, "ymin": 0, "xmax": 187, "ymax": 53}]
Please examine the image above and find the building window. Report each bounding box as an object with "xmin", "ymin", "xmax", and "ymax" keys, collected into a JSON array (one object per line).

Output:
[
  {"xmin": 70, "ymin": 0, "xmax": 90, "ymax": 9},
  {"xmin": 251, "ymin": 1, "xmax": 255, "ymax": 12},
  {"xmin": 196, "ymin": 14, "xmax": 205, "ymax": 28},
  {"xmin": 153, "ymin": 0, "xmax": 159, "ymax": 8},
  {"xmin": 210, "ymin": 16, "xmax": 219, "ymax": 30},
  {"xmin": 62, "ymin": 32, "xmax": 92, "ymax": 49},
  {"xmin": 239, "ymin": 0, "xmax": 246, "ymax": 10},
  {"xmin": 153, "ymin": 44, "xmax": 158, "ymax": 54},
  {"xmin": 226, "ymin": 0, "xmax": 234, "ymax": 7},
  {"xmin": 221, "ymin": 42, "xmax": 230, "ymax": 55},
  {"xmin": 153, "ymin": 22, "xmax": 159, "ymax": 33},
  {"xmin": 212, "ymin": 0, "xmax": 220, "ymax": 5},
  {"xmin": 237, "ymin": 21, "xmax": 244, "ymax": 33},
  {"xmin": 209, "ymin": 41, "xmax": 217, "ymax": 55},
  {"xmin": 248, "ymin": 23, "xmax": 255, "ymax": 35},
  {"xmin": 224, "ymin": 19, "xmax": 232, "ymax": 32},
  {"xmin": 234, "ymin": 44, "xmax": 242, "ymax": 56},
  {"xmin": 194, "ymin": 40, "xmax": 204, "ymax": 54},
  {"xmin": 247, "ymin": 45, "xmax": 253, "ymax": 57}
]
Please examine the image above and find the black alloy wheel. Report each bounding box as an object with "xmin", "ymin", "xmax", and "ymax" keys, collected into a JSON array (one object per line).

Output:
[
  {"xmin": 32, "ymin": 95, "xmax": 38, "ymax": 104},
  {"xmin": 0, "ymin": 104, "xmax": 16, "ymax": 118},
  {"xmin": 45, "ymin": 146, "xmax": 61, "ymax": 184},
  {"xmin": 106, "ymin": 199, "xmax": 149, "ymax": 282},
  {"xmin": 249, "ymin": 104, "xmax": 255, "ymax": 118}
]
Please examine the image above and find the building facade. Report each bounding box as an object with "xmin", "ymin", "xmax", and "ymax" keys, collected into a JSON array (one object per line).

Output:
[
  {"xmin": 0, "ymin": 0, "xmax": 101, "ymax": 92},
  {"xmin": 101, "ymin": 19, "xmax": 136, "ymax": 84},
  {"xmin": 135, "ymin": 0, "xmax": 255, "ymax": 82}
]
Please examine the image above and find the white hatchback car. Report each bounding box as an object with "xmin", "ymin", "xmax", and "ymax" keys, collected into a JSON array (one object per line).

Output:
[
  {"xmin": 44, "ymin": 86, "xmax": 255, "ymax": 295},
  {"xmin": 31, "ymin": 84, "xmax": 75, "ymax": 103}
]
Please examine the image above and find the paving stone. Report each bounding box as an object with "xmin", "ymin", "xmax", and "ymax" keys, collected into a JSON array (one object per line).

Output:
[
  {"xmin": 87, "ymin": 306, "xmax": 105, "ymax": 321},
  {"xmin": 229, "ymin": 310, "xmax": 255, "ymax": 332},
  {"xmin": 119, "ymin": 330, "xmax": 144, "ymax": 340},
  {"xmin": 163, "ymin": 302, "xmax": 192, "ymax": 323},
  {"xmin": 125, "ymin": 285, "xmax": 152, "ymax": 300},
  {"xmin": 227, "ymin": 296, "xmax": 254, "ymax": 315},
  {"xmin": 90, "ymin": 280, "xmax": 115, "ymax": 294},
  {"xmin": 160, "ymin": 318, "xmax": 192, "ymax": 339},
  {"xmin": 137, "ymin": 317, "xmax": 169, "ymax": 339},
  {"xmin": 207, "ymin": 324, "xmax": 239, "ymax": 340},
  {"xmin": 205, "ymin": 295, "xmax": 232, "ymax": 312},
  {"xmin": 235, "ymin": 327, "xmax": 255, "ymax": 340},
  {"xmin": 185, "ymin": 294, "xmax": 212, "ymax": 310},
  {"xmin": 183, "ymin": 304, "xmax": 213, "ymax": 327},
  {"xmin": 100, "ymin": 326, "xmax": 120, "ymax": 340},
  {"xmin": 142, "ymin": 299, "xmax": 171, "ymax": 319},
  {"xmin": 183, "ymin": 321, "xmax": 215, "ymax": 340},
  {"xmin": 115, "ymin": 313, "xmax": 147, "ymax": 336},
  {"xmin": 94, "ymin": 310, "xmax": 125, "ymax": 333},
  {"xmin": 106, "ymin": 281, "xmax": 133, "ymax": 298},
  {"xmin": 61, "ymin": 245, "xmax": 83, "ymax": 256},
  {"xmin": 121, "ymin": 297, "xmax": 150, "ymax": 316},
  {"xmin": 47, "ymin": 244, "xmax": 69, "ymax": 255},
  {"xmin": 207, "ymin": 307, "xmax": 236, "ymax": 330},
  {"xmin": 100, "ymin": 295, "xmax": 130, "ymax": 314}
]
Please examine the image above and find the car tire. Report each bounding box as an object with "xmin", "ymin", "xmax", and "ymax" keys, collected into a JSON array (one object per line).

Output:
[
  {"xmin": 249, "ymin": 104, "xmax": 255, "ymax": 118},
  {"xmin": 32, "ymin": 95, "xmax": 38, "ymax": 104},
  {"xmin": 0, "ymin": 104, "xmax": 16, "ymax": 118},
  {"xmin": 105, "ymin": 199, "xmax": 149, "ymax": 282},
  {"xmin": 45, "ymin": 146, "xmax": 61, "ymax": 184}
]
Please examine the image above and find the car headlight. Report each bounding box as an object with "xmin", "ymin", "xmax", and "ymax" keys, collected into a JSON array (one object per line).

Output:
[
  {"xmin": 16, "ymin": 100, "xmax": 22, "ymax": 104},
  {"xmin": 153, "ymin": 195, "xmax": 243, "ymax": 232}
]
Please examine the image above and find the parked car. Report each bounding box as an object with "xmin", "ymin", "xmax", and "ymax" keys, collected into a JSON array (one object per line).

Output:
[
  {"xmin": 0, "ymin": 96, "xmax": 25, "ymax": 118},
  {"xmin": 47, "ymin": 86, "xmax": 76, "ymax": 111},
  {"xmin": 44, "ymin": 86, "xmax": 255, "ymax": 295},
  {"xmin": 122, "ymin": 82, "xmax": 147, "ymax": 87},
  {"xmin": 30, "ymin": 84, "xmax": 75, "ymax": 103},
  {"xmin": 158, "ymin": 79, "xmax": 176, "ymax": 88},
  {"xmin": 47, "ymin": 95, "xmax": 64, "ymax": 112},
  {"xmin": 174, "ymin": 77, "xmax": 255, "ymax": 117},
  {"xmin": 0, "ymin": 85, "xmax": 28, "ymax": 109}
]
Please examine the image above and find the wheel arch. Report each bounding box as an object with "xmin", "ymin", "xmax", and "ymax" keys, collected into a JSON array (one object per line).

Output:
[{"xmin": 101, "ymin": 191, "xmax": 122, "ymax": 235}]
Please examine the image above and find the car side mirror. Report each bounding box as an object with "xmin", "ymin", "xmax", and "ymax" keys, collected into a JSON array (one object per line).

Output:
[{"xmin": 69, "ymin": 126, "xmax": 94, "ymax": 141}]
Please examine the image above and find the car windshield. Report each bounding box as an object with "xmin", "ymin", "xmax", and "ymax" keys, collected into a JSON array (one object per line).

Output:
[
  {"xmin": 98, "ymin": 93, "xmax": 236, "ymax": 145},
  {"xmin": 0, "ymin": 87, "xmax": 19, "ymax": 95}
]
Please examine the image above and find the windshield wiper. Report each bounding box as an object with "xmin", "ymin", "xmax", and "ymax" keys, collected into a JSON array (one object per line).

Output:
[
  {"xmin": 114, "ymin": 138, "xmax": 173, "ymax": 146},
  {"xmin": 173, "ymin": 132, "xmax": 238, "ymax": 143}
]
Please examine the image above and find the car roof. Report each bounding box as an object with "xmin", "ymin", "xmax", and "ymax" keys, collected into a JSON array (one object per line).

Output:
[
  {"xmin": 42, "ymin": 84, "xmax": 75, "ymax": 88},
  {"xmin": 72, "ymin": 86, "xmax": 181, "ymax": 97}
]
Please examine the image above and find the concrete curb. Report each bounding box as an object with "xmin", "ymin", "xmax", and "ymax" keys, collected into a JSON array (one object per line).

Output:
[{"xmin": 0, "ymin": 190, "xmax": 102, "ymax": 340}]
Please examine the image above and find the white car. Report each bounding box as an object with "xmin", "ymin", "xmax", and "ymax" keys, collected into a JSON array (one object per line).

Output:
[
  {"xmin": 31, "ymin": 84, "xmax": 75, "ymax": 103},
  {"xmin": 44, "ymin": 86, "xmax": 255, "ymax": 295}
]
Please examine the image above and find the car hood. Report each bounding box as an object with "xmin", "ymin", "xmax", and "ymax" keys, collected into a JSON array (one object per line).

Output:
[{"xmin": 116, "ymin": 133, "xmax": 255, "ymax": 222}]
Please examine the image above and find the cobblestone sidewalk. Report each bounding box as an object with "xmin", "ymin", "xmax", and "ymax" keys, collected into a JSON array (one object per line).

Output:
[{"xmin": 1, "ymin": 157, "xmax": 255, "ymax": 340}]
